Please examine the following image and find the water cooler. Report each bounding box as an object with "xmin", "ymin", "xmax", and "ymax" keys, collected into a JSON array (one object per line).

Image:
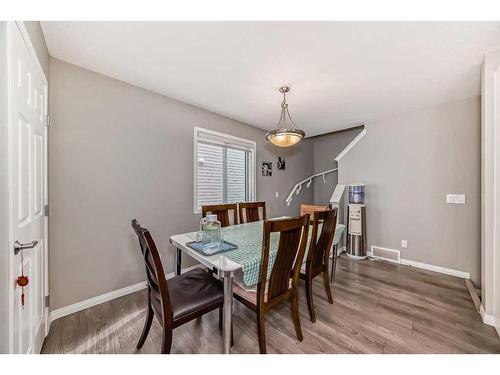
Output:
[{"xmin": 346, "ymin": 184, "xmax": 367, "ymax": 259}]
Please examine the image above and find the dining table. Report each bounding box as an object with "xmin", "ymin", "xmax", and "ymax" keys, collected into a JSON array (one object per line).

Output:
[{"xmin": 169, "ymin": 217, "xmax": 345, "ymax": 354}]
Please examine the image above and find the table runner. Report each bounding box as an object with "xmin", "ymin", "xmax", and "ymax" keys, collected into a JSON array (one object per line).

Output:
[
  {"xmin": 224, "ymin": 220, "xmax": 346, "ymax": 286},
  {"xmin": 185, "ymin": 220, "xmax": 345, "ymax": 287}
]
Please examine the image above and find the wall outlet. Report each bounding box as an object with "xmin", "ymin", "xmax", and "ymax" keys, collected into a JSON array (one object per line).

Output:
[
  {"xmin": 401, "ymin": 240, "xmax": 408, "ymax": 248},
  {"xmin": 275, "ymin": 192, "xmax": 279, "ymax": 198}
]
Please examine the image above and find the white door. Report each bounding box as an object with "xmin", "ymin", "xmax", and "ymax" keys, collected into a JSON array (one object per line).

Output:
[{"xmin": 8, "ymin": 22, "xmax": 48, "ymax": 354}]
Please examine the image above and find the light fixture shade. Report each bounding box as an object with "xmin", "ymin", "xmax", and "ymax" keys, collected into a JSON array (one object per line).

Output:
[
  {"xmin": 266, "ymin": 128, "xmax": 305, "ymax": 147},
  {"xmin": 266, "ymin": 86, "xmax": 306, "ymax": 147}
]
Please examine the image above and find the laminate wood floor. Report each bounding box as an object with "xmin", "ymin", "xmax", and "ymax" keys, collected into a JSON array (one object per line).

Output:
[{"xmin": 41, "ymin": 256, "xmax": 500, "ymax": 354}]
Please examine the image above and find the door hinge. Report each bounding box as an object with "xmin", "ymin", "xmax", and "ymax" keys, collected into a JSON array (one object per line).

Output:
[
  {"xmin": 44, "ymin": 205, "xmax": 49, "ymax": 217},
  {"xmin": 45, "ymin": 114, "xmax": 50, "ymax": 127},
  {"xmin": 44, "ymin": 295, "xmax": 50, "ymax": 308}
]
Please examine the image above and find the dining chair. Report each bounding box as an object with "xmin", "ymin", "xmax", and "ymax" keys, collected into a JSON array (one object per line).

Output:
[
  {"xmin": 299, "ymin": 208, "xmax": 338, "ymax": 323},
  {"xmin": 232, "ymin": 215, "xmax": 310, "ymax": 354},
  {"xmin": 300, "ymin": 204, "xmax": 329, "ymax": 218},
  {"xmin": 131, "ymin": 219, "xmax": 225, "ymax": 354},
  {"xmin": 202, "ymin": 203, "xmax": 238, "ymax": 227},
  {"xmin": 238, "ymin": 201, "xmax": 267, "ymax": 223}
]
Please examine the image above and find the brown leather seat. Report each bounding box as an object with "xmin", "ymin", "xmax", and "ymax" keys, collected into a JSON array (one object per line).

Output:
[
  {"xmin": 131, "ymin": 219, "xmax": 225, "ymax": 353},
  {"xmin": 168, "ymin": 268, "xmax": 224, "ymax": 321}
]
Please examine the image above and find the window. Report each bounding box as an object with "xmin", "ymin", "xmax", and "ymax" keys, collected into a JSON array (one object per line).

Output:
[{"xmin": 194, "ymin": 127, "xmax": 256, "ymax": 213}]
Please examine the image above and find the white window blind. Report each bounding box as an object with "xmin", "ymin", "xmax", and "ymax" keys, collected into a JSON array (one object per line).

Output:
[
  {"xmin": 194, "ymin": 127, "xmax": 256, "ymax": 213},
  {"xmin": 226, "ymin": 148, "xmax": 247, "ymax": 203},
  {"xmin": 197, "ymin": 142, "xmax": 224, "ymax": 209}
]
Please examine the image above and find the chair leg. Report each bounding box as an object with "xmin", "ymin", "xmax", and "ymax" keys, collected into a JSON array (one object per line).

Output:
[
  {"xmin": 291, "ymin": 291, "xmax": 303, "ymax": 341},
  {"xmin": 323, "ymin": 269, "xmax": 334, "ymax": 304},
  {"xmin": 161, "ymin": 326, "xmax": 173, "ymax": 354},
  {"xmin": 136, "ymin": 304, "xmax": 153, "ymax": 350},
  {"xmin": 231, "ymin": 322, "xmax": 234, "ymax": 347},
  {"xmin": 256, "ymin": 311, "xmax": 267, "ymax": 354},
  {"xmin": 330, "ymin": 245, "xmax": 338, "ymax": 284},
  {"xmin": 305, "ymin": 277, "xmax": 316, "ymax": 323},
  {"xmin": 218, "ymin": 307, "xmax": 222, "ymax": 330}
]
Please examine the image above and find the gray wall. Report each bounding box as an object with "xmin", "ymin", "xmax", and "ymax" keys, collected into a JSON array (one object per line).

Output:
[
  {"xmin": 49, "ymin": 58, "xmax": 313, "ymax": 310},
  {"xmin": 311, "ymin": 126, "xmax": 364, "ymax": 205},
  {"xmin": 23, "ymin": 21, "xmax": 50, "ymax": 79},
  {"xmin": 339, "ymin": 97, "xmax": 481, "ymax": 285}
]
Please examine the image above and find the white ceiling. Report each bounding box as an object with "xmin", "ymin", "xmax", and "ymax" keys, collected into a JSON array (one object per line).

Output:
[{"xmin": 41, "ymin": 22, "xmax": 500, "ymax": 137}]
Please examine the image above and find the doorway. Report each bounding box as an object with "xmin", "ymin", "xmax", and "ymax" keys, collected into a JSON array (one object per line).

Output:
[{"xmin": 4, "ymin": 21, "xmax": 49, "ymax": 354}]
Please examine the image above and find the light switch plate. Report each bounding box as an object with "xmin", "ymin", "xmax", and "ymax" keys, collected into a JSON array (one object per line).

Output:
[
  {"xmin": 275, "ymin": 192, "xmax": 279, "ymax": 198},
  {"xmin": 447, "ymin": 194, "xmax": 466, "ymax": 204},
  {"xmin": 401, "ymin": 240, "xmax": 408, "ymax": 248}
]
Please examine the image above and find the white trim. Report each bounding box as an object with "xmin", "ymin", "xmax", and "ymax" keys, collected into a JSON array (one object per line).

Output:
[
  {"xmin": 6, "ymin": 21, "xmax": 49, "ymax": 354},
  {"xmin": 193, "ymin": 126, "xmax": 256, "ymax": 214},
  {"xmin": 15, "ymin": 22, "xmax": 47, "ymax": 83},
  {"xmin": 334, "ymin": 128, "xmax": 366, "ymax": 162},
  {"xmin": 464, "ymin": 279, "xmax": 481, "ymax": 313},
  {"xmin": 331, "ymin": 246, "xmax": 346, "ymax": 259},
  {"xmin": 366, "ymin": 248, "xmax": 471, "ymax": 279},
  {"xmin": 5, "ymin": 19, "xmax": 15, "ymax": 356},
  {"xmin": 49, "ymin": 281, "xmax": 147, "ymax": 322},
  {"xmin": 480, "ymin": 304, "xmax": 498, "ymax": 327},
  {"xmin": 346, "ymin": 253, "xmax": 368, "ymax": 260},
  {"xmin": 337, "ymin": 246, "xmax": 346, "ymax": 256},
  {"xmin": 285, "ymin": 168, "xmax": 338, "ymax": 206},
  {"xmin": 481, "ymin": 49, "xmax": 500, "ymax": 341},
  {"xmin": 400, "ymin": 258, "xmax": 470, "ymax": 279},
  {"xmin": 49, "ymin": 265, "xmax": 202, "ymax": 323}
]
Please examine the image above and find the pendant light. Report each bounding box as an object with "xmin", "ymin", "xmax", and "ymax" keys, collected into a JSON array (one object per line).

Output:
[{"xmin": 266, "ymin": 86, "xmax": 305, "ymax": 147}]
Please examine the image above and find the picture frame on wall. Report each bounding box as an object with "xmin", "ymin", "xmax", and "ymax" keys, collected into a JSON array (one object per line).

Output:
[
  {"xmin": 262, "ymin": 161, "xmax": 272, "ymax": 176},
  {"xmin": 277, "ymin": 156, "xmax": 286, "ymax": 170}
]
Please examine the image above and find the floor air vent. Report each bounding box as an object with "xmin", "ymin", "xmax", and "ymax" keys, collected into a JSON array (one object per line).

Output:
[{"xmin": 369, "ymin": 246, "xmax": 401, "ymax": 263}]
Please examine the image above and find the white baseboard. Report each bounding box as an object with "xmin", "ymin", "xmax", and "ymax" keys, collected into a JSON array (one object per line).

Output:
[
  {"xmin": 480, "ymin": 304, "xmax": 498, "ymax": 328},
  {"xmin": 330, "ymin": 246, "xmax": 346, "ymax": 259},
  {"xmin": 49, "ymin": 265, "xmax": 201, "ymax": 323},
  {"xmin": 363, "ymin": 251, "xmax": 470, "ymax": 280},
  {"xmin": 338, "ymin": 246, "xmax": 346, "ymax": 256},
  {"xmin": 399, "ymin": 258, "xmax": 470, "ymax": 279},
  {"xmin": 49, "ymin": 281, "xmax": 148, "ymax": 322}
]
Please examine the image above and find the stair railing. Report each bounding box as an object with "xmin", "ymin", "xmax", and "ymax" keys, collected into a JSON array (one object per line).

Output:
[{"xmin": 284, "ymin": 168, "xmax": 338, "ymax": 206}]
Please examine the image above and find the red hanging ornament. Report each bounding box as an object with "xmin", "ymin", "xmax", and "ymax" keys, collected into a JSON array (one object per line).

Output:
[
  {"xmin": 17, "ymin": 275, "xmax": 29, "ymax": 307},
  {"xmin": 16, "ymin": 248, "xmax": 29, "ymax": 309}
]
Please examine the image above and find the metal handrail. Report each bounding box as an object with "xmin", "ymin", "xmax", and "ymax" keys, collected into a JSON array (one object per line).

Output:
[{"xmin": 284, "ymin": 168, "xmax": 338, "ymax": 206}]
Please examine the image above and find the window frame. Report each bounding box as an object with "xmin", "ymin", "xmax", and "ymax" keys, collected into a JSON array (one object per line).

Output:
[{"xmin": 193, "ymin": 126, "xmax": 256, "ymax": 214}]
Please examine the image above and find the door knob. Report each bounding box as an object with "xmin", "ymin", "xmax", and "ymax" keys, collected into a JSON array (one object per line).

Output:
[{"xmin": 14, "ymin": 240, "xmax": 38, "ymax": 255}]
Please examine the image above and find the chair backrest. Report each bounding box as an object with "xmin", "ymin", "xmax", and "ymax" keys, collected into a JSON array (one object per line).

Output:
[
  {"xmin": 257, "ymin": 215, "xmax": 310, "ymax": 304},
  {"xmin": 202, "ymin": 203, "xmax": 238, "ymax": 227},
  {"xmin": 131, "ymin": 219, "xmax": 173, "ymax": 328},
  {"xmin": 239, "ymin": 201, "xmax": 267, "ymax": 224},
  {"xmin": 306, "ymin": 208, "xmax": 338, "ymax": 272},
  {"xmin": 300, "ymin": 204, "xmax": 329, "ymax": 218}
]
